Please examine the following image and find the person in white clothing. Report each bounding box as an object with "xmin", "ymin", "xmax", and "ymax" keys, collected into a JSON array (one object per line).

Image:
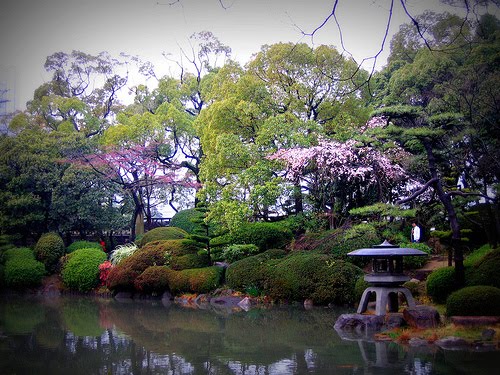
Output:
[{"xmin": 411, "ymin": 222, "xmax": 421, "ymax": 243}]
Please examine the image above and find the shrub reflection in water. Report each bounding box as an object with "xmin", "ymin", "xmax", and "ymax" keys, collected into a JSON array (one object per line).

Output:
[{"xmin": 0, "ymin": 295, "xmax": 496, "ymax": 374}]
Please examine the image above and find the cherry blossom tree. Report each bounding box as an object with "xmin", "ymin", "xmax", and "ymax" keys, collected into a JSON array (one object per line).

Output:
[
  {"xmin": 269, "ymin": 135, "xmax": 411, "ymax": 227},
  {"xmin": 75, "ymin": 144, "xmax": 199, "ymax": 238}
]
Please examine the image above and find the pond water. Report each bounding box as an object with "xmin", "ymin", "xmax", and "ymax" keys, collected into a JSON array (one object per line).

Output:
[{"xmin": 0, "ymin": 295, "xmax": 496, "ymax": 375}]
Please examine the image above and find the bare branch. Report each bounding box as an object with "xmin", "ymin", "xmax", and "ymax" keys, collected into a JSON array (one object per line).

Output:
[{"xmin": 395, "ymin": 177, "xmax": 438, "ymax": 205}]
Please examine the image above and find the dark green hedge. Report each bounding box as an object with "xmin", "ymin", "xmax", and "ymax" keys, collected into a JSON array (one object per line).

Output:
[
  {"xmin": 226, "ymin": 249, "xmax": 287, "ymax": 291},
  {"xmin": 266, "ymin": 252, "xmax": 363, "ymax": 305},
  {"xmin": 167, "ymin": 266, "xmax": 224, "ymax": 294},
  {"xmin": 34, "ymin": 232, "xmax": 65, "ymax": 274},
  {"xmin": 4, "ymin": 257, "xmax": 46, "ymax": 289},
  {"xmin": 446, "ymin": 286, "xmax": 500, "ymax": 316},
  {"xmin": 139, "ymin": 227, "xmax": 188, "ymax": 247}
]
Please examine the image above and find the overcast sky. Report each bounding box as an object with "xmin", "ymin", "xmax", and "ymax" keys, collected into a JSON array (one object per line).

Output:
[{"xmin": 0, "ymin": 0, "xmax": 490, "ymax": 111}]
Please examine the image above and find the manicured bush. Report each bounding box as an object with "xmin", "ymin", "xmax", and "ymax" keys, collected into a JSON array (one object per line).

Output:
[
  {"xmin": 265, "ymin": 252, "xmax": 364, "ymax": 305},
  {"xmin": 426, "ymin": 266, "xmax": 459, "ymax": 304},
  {"xmin": 4, "ymin": 257, "xmax": 46, "ymax": 289},
  {"xmin": 66, "ymin": 240, "xmax": 101, "ymax": 254},
  {"xmin": 169, "ymin": 252, "xmax": 211, "ymax": 271},
  {"xmin": 167, "ymin": 266, "xmax": 224, "ymax": 294},
  {"xmin": 226, "ymin": 249, "xmax": 287, "ymax": 291},
  {"xmin": 397, "ymin": 242, "xmax": 432, "ymax": 269},
  {"xmin": 169, "ymin": 208, "xmax": 206, "ymax": 234},
  {"xmin": 107, "ymin": 242, "xmax": 169, "ymax": 292},
  {"xmin": 3, "ymin": 247, "xmax": 35, "ymax": 262},
  {"xmin": 466, "ymin": 248, "xmax": 500, "ymax": 289},
  {"xmin": 138, "ymin": 226, "xmax": 188, "ymax": 247},
  {"xmin": 463, "ymin": 244, "xmax": 493, "ymax": 267},
  {"xmin": 222, "ymin": 221, "xmax": 293, "ymax": 251},
  {"xmin": 34, "ymin": 232, "xmax": 65, "ymax": 273},
  {"xmin": 106, "ymin": 266, "xmax": 137, "ymax": 293},
  {"xmin": 446, "ymin": 286, "xmax": 500, "ymax": 316},
  {"xmin": 61, "ymin": 248, "xmax": 107, "ymax": 292},
  {"xmin": 134, "ymin": 266, "xmax": 171, "ymax": 295},
  {"xmin": 222, "ymin": 244, "xmax": 260, "ymax": 263}
]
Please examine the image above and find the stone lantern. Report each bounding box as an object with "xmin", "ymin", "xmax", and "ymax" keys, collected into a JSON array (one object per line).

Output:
[{"xmin": 348, "ymin": 240, "xmax": 427, "ymax": 316}]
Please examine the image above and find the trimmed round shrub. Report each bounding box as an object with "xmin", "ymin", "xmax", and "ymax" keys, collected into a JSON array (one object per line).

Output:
[
  {"xmin": 169, "ymin": 208, "xmax": 206, "ymax": 234},
  {"xmin": 134, "ymin": 266, "xmax": 171, "ymax": 294},
  {"xmin": 226, "ymin": 249, "xmax": 287, "ymax": 291},
  {"xmin": 4, "ymin": 257, "xmax": 46, "ymax": 289},
  {"xmin": 167, "ymin": 266, "xmax": 224, "ymax": 294},
  {"xmin": 398, "ymin": 242, "xmax": 432, "ymax": 269},
  {"xmin": 466, "ymin": 248, "xmax": 500, "ymax": 289},
  {"xmin": 61, "ymin": 248, "xmax": 107, "ymax": 292},
  {"xmin": 446, "ymin": 286, "xmax": 500, "ymax": 316},
  {"xmin": 139, "ymin": 226, "xmax": 188, "ymax": 247},
  {"xmin": 266, "ymin": 252, "xmax": 364, "ymax": 305},
  {"xmin": 222, "ymin": 222, "xmax": 293, "ymax": 251},
  {"xmin": 3, "ymin": 247, "xmax": 35, "ymax": 262},
  {"xmin": 426, "ymin": 266, "xmax": 459, "ymax": 304},
  {"xmin": 34, "ymin": 232, "xmax": 65, "ymax": 273},
  {"xmin": 66, "ymin": 240, "xmax": 101, "ymax": 254},
  {"xmin": 170, "ymin": 252, "xmax": 211, "ymax": 271}
]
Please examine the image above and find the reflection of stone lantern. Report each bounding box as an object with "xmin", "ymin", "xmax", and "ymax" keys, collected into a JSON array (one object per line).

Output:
[{"xmin": 348, "ymin": 240, "xmax": 427, "ymax": 316}]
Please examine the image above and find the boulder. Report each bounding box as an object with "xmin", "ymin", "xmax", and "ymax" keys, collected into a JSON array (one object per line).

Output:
[
  {"xmin": 403, "ymin": 305, "xmax": 440, "ymax": 329},
  {"xmin": 434, "ymin": 336, "xmax": 470, "ymax": 350},
  {"xmin": 334, "ymin": 313, "xmax": 386, "ymax": 338}
]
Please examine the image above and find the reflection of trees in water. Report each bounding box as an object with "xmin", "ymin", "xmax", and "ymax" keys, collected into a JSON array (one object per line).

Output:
[{"xmin": 4, "ymin": 296, "xmax": 496, "ymax": 374}]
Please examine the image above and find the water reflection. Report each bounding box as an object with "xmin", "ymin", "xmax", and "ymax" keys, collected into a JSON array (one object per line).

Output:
[{"xmin": 0, "ymin": 295, "xmax": 496, "ymax": 374}]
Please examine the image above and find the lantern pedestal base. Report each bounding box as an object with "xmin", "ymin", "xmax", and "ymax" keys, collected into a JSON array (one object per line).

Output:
[{"xmin": 357, "ymin": 286, "xmax": 416, "ymax": 316}]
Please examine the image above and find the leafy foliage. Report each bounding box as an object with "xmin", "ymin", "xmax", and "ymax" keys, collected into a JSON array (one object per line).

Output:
[
  {"xmin": 426, "ymin": 266, "xmax": 459, "ymax": 304},
  {"xmin": 265, "ymin": 252, "xmax": 363, "ymax": 305},
  {"xmin": 166, "ymin": 266, "xmax": 224, "ymax": 294},
  {"xmin": 217, "ymin": 221, "xmax": 293, "ymax": 252},
  {"xmin": 465, "ymin": 248, "xmax": 500, "ymax": 289},
  {"xmin": 397, "ymin": 242, "xmax": 432, "ymax": 269},
  {"xmin": 225, "ymin": 249, "xmax": 287, "ymax": 291},
  {"xmin": 221, "ymin": 244, "xmax": 260, "ymax": 263},
  {"xmin": 61, "ymin": 248, "xmax": 107, "ymax": 292},
  {"xmin": 66, "ymin": 240, "xmax": 102, "ymax": 254},
  {"xmin": 134, "ymin": 266, "xmax": 171, "ymax": 295},
  {"xmin": 169, "ymin": 208, "xmax": 206, "ymax": 234},
  {"xmin": 4, "ymin": 257, "xmax": 46, "ymax": 289},
  {"xmin": 446, "ymin": 286, "xmax": 500, "ymax": 316},
  {"xmin": 139, "ymin": 226, "xmax": 188, "ymax": 247},
  {"xmin": 34, "ymin": 232, "xmax": 65, "ymax": 274}
]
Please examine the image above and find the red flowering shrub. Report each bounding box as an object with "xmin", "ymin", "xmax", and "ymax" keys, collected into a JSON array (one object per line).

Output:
[{"xmin": 98, "ymin": 261, "xmax": 113, "ymax": 287}]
